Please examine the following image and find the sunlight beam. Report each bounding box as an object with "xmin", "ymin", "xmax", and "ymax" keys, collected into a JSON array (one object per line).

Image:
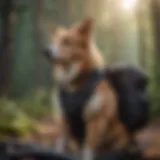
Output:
[{"xmin": 122, "ymin": 0, "xmax": 137, "ymax": 10}]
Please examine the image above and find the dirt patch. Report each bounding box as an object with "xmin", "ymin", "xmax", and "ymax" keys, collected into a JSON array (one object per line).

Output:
[{"xmin": 136, "ymin": 119, "xmax": 160, "ymax": 159}]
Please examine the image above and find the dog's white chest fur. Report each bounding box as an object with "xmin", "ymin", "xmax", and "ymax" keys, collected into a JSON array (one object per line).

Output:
[{"xmin": 84, "ymin": 91, "xmax": 104, "ymax": 119}]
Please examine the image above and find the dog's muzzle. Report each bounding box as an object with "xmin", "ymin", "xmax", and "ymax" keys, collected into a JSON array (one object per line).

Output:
[{"xmin": 43, "ymin": 45, "xmax": 59, "ymax": 63}]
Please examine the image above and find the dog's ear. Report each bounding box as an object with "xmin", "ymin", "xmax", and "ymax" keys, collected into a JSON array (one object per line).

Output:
[{"xmin": 77, "ymin": 18, "xmax": 93, "ymax": 36}]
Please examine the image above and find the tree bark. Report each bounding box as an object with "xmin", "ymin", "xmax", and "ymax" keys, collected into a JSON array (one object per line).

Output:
[
  {"xmin": 137, "ymin": 0, "xmax": 147, "ymax": 69},
  {"xmin": 0, "ymin": 0, "xmax": 13, "ymax": 97},
  {"xmin": 151, "ymin": 0, "xmax": 160, "ymax": 118},
  {"xmin": 109, "ymin": 0, "xmax": 123, "ymax": 64},
  {"xmin": 34, "ymin": 0, "xmax": 43, "ymax": 88},
  {"xmin": 151, "ymin": 0, "xmax": 160, "ymax": 61}
]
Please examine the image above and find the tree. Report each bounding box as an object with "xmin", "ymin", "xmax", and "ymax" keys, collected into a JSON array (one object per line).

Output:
[
  {"xmin": 108, "ymin": 0, "xmax": 124, "ymax": 64},
  {"xmin": 11, "ymin": 0, "xmax": 36, "ymax": 98},
  {"xmin": 34, "ymin": 0, "xmax": 43, "ymax": 88},
  {"xmin": 151, "ymin": 0, "xmax": 160, "ymax": 116},
  {"xmin": 0, "ymin": 0, "xmax": 13, "ymax": 97},
  {"xmin": 151, "ymin": 0, "xmax": 160, "ymax": 59},
  {"xmin": 136, "ymin": 0, "xmax": 147, "ymax": 69}
]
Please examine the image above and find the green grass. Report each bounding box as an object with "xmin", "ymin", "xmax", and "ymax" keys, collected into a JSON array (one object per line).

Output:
[{"xmin": 0, "ymin": 89, "xmax": 53, "ymax": 138}]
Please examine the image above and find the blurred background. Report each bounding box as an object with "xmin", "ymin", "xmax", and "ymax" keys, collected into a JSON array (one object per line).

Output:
[{"xmin": 0, "ymin": 0, "xmax": 160, "ymax": 158}]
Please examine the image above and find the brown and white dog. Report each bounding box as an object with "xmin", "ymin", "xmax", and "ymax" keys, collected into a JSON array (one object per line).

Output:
[{"xmin": 44, "ymin": 19, "xmax": 131, "ymax": 160}]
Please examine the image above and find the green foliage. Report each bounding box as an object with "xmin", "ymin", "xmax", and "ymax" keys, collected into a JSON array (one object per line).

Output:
[
  {"xmin": 0, "ymin": 89, "xmax": 52, "ymax": 138},
  {"xmin": 17, "ymin": 89, "xmax": 52, "ymax": 119},
  {"xmin": 0, "ymin": 99, "xmax": 34, "ymax": 137}
]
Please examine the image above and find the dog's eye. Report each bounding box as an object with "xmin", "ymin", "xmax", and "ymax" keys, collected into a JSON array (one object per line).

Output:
[
  {"xmin": 72, "ymin": 53, "xmax": 83, "ymax": 61},
  {"xmin": 62, "ymin": 37, "xmax": 71, "ymax": 46},
  {"xmin": 77, "ymin": 40, "xmax": 87, "ymax": 49},
  {"xmin": 80, "ymin": 41, "xmax": 87, "ymax": 49}
]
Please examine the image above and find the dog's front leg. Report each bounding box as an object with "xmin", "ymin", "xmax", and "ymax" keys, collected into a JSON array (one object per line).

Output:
[
  {"xmin": 82, "ymin": 145, "xmax": 94, "ymax": 160},
  {"xmin": 82, "ymin": 118, "xmax": 97, "ymax": 160},
  {"xmin": 54, "ymin": 136, "xmax": 67, "ymax": 153},
  {"xmin": 52, "ymin": 90, "xmax": 68, "ymax": 153},
  {"xmin": 82, "ymin": 83, "xmax": 115, "ymax": 160},
  {"xmin": 83, "ymin": 114, "xmax": 107, "ymax": 160},
  {"xmin": 53, "ymin": 114, "xmax": 69, "ymax": 154}
]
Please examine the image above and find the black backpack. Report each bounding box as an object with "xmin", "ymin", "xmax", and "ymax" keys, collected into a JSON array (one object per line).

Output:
[{"xmin": 105, "ymin": 65, "xmax": 149, "ymax": 133}]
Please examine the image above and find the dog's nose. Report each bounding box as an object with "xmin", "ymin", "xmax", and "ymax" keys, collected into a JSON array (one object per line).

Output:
[
  {"xmin": 43, "ymin": 45, "xmax": 59, "ymax": 62},
  {"xmin": 43, "ymin": 48, "xmax": 55, "ymax": 62}
]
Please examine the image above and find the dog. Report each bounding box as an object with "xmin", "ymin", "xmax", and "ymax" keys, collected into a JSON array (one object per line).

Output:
[{"xmin": 44, "ymin": 19, "xmax": 134, "ymax": 160}]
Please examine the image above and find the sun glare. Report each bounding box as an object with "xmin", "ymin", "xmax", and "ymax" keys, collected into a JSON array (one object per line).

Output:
[{"xmin": 122, "ymin": 0, "xmax": 137, "ymax": 10}]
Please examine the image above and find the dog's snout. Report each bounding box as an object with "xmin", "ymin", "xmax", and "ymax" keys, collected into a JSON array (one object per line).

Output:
[
  {"xmin": 43, "ymin": 49, "xmax": 54, "ymax": 61},
  {"xmin": 43, "ymin": 45, "xmax": 60, "ymax": 62},
  {"xmin": 43, "ymin": 44, "xmax": 59, "ymax": 62}
]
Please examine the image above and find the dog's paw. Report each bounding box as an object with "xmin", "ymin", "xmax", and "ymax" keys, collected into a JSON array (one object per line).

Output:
[
  {"xmin": 82, "ymin": 147, "xmax": 94, "ymax": 160},
  {"xmin": 54, "ymin": 137, "xmax": 66, "ymax": 154}
]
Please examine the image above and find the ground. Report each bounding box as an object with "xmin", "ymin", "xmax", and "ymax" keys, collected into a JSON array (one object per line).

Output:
[
  {"xmin": 136, "ymin": 119, "xmax": 160, "ymax": 159},
  {"xmin": 25, "ymin": 119, "xmax": 160, "ymax": 159}
]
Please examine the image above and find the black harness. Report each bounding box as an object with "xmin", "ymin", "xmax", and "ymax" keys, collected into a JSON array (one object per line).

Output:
[{"xmin": 59, "ymin": 70, "xmax": 105, "ymax": 144}]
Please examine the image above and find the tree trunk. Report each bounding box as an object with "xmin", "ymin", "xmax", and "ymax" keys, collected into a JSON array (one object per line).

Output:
[
  {"xmin": 34, "ymin": 0, "xmax": 43, "ymax": 88},
  {"xmin": 151, "ymin": 0, "xmax": 160, "ymax": 60},
  {"xmin": 109, "ymin": 0, "xmax": 123, "ymax": 64},
  {"xmin": 151, "ymin": 0, "xmax": 160, "ymax": 117},
  {"xmin": 137, "ymin": 0, "xmax": 147, "ymax": 69},
  {"xmin": 0, "ymin": 0, "xmax": 13, "ymax": 97}
]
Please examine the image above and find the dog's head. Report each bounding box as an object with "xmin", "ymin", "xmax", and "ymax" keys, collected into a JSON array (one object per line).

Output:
[{"xmin": 44, "ymin": 18, "xmax": 103, "ymax": 87}]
